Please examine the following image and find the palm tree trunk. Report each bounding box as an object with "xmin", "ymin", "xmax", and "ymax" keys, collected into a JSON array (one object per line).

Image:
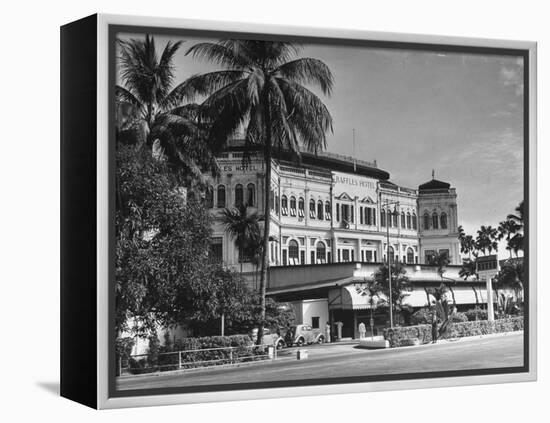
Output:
[{"xmin": 257, "ymin": 95, "xmax": 272, "ymax": 346}]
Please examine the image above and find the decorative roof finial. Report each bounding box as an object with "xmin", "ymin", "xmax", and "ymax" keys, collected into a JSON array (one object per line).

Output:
[{"xmin": 432, "ymin": 169, "xmax": 435, "ymax": 179}]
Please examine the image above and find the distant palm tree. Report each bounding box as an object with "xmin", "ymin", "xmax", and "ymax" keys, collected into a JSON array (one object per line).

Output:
[
  {"xmin": 182, "ymin": 40, "xmax": 333, "ymax": 343},
  {"xmin": 220, "ymin": 204, "xmax": 263, "ymax": 275},
  {"xmin": 506, "ymin": 201, "xmax": 525, "ymax": 257},
  {"xmin": 116, "ymin": 35, "xmax": 220, "ymax": 182},
  {"xmin": 498, "ymin": 219, "xmax": 520, "ymax": 258},
  {"xmin": 475, "ymin": 225, "xmax": 499, "ymax": 255}
]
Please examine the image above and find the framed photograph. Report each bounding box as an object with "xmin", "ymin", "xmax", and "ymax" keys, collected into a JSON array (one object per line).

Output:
[{"xmin": 60, "ymin": 14, "xmax": 537, "ymax": 409}]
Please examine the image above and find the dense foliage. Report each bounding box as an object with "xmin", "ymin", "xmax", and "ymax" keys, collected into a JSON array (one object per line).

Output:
[{"xmin": 115, "ymin": 145, "xmax": 248, "ymax": 335}]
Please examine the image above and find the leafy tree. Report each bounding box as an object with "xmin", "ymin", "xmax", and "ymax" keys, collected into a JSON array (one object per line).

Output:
[
  {"xmin": 372, "ymin": 262, "xmax": 412, "ymax": 326},
  {"xmin": 356, "ymin": 279, "xmax": 387, "ymax": 337},
  {"xmin": 115, "ymin": 145, "xmax": 247, "ymax": 336},
  {"xmin": 220, "ymin": 204, "xmax": 263, "ymax": 274},
  {"xmin": 116, "ymin": 34, "xmax": 220, "ymax": 183},
  {"xmin": 495, "ymin": 259, "xmax": 524, "ymax": 303},
  {"xmin": 182, "ymin": 40, "xmax": 334, "ymax": 343}
]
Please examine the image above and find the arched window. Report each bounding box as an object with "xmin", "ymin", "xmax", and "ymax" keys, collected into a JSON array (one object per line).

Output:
[
  {"xmin": 281, "ymin": 195, "xmax": 288, "ymax": 215},
  {"xmin": 317, "ymin": 200, "xmax": 323, "ymax": 220},
  {"xmin": 290, "ymin": 196, "xmax": 297, "ymax": 216},
  {"xmin": 309, "ymin": 199, "xmax": 316, "ymax": 219},
  {"xmin": 217, "ymin": 185, "xmax": 226, "ymax": 208},
  {"xmin": 401, "ymin": 211, "xmax": 406, "ymax": 228},
  {"xmin": 325, "ymin": 201, "xmax": 331, "ymax": 219},
  {"xmin": 440, "ymin": 212, "xmax": 448, "ymax": 229},
  {"xmin": 412, "ymin": 213, "xmax": 417, "ymax": 230},
  {"xmin": 235, "ymin": 184, "xmax": 243, "ymax": 207},
  {"xmin": 298, "ymin": 197, "xmax": 305, "ymax": 217},
  {"xmin": 288, "ymin": 240, "xmax": 299, "ymax": 264},
  {"xmin": 406, "ymin": 212, "xmax": 411, "ymax": 229},
  {"xmin": 246, "ymin": 183, "xmax": 255, "ymax": 207},
  {"xmin": 205, "ymin": 186, "xmax": 213, "ymax": 208},
  {"xmin": 423, "ymin": 212, "xmax": 430, "ymax": 230},
  {"xmin": 432, "ymin": 212, "xmax": 439, "ymax": 229},
  {"xmin": 388, "ymin": 210, "xmax": 393, "ymax": 228},
  {"xmin": 316, "ymin": 242, "xmax": 326, "ymax": 263},
  {"xmin": 381, "ymin": 209, "xmax": 386, "ymax": 227},
  {"xmin": 392, "ymin": 211, "xmax": 398, "ymax": 227},
  {"xmin": 407, "ymin": 247, "xmax": 414, "ymax": 264}
]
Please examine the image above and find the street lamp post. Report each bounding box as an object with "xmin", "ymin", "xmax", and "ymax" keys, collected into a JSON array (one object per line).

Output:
[{"xmin": 384, "ymin": 200, "xmax": 399, "ymax": 329}]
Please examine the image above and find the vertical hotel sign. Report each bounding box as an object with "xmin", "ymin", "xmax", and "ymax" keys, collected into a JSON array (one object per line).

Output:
[{"xmin": 332, "ymin": 171, "xmax": 378, "ymax": 201}]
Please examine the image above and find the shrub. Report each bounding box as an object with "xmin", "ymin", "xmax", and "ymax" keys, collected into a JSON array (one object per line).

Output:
[
  {"xmin": 410, "ymin": 308, "xmax": 433, "ymax": 325},
  {"xmin": 465, "ymin": 308, "xmax": 488, "ymax": 321},
  {"xmin": 449, "ymin": 312, "xmax": 468, "ymax": 323},
  {"xmin": 154, "ymin": 334, "xmax": 259, "ymax": 372},
  {"xmin": 115, "ymin": 337, "xmax": 134, "ymax": 376}
]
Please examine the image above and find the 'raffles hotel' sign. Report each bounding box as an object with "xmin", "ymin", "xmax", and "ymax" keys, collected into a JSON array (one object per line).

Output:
[{"xmin": 334, "ymin": 175, "xmax": 376, "ymax": 190}]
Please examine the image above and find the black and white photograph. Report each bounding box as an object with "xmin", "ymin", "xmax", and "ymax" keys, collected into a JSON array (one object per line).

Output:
[{"xmin": 111, "ymin": 26, "xmax": 530, "ymax": 396}]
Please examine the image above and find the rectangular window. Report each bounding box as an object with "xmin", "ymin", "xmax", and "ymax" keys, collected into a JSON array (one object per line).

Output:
[
  {"xmin": 336, "ymin": 204, "xmax": 340, "ymax": 221},
  {"xmin": 311, "ymin": 317, "xmax": 320, "ymax": 329},
  {"xmin": 327, "ymin": 251, "xmax": 332, "ymax": 263},
  {"xmin": 300, "ymin": 250, "xmax": 305, "ymax": 265},
  {"xmin": 337, "ymin": 249, "xmax": 341, "ymax": 262},
  {"xmin": 209, "ymin": 237, "xmax": 223, "ymax": 263},
  {"xmin": 425, "ymin": 250, "xmax": 435, "ymax": 264},
  {"xmin": 282, "ymin": 250, "xmax": 288, "ymax": 266},
  {"xmin": 366, "ymin": 250, "xmax": 373, "ymax": 262},
  {"xmin": 351, "ymin": 206, "xmax": 354, "ymax": 223},
  {"xmin": 311, "ymin": 251, "xmax": 315, "ymax": 264},
  {"xmin": 360, "ymin": 207, "xmax": 364, "ymax": 224},
  {"xmin": 374, "ymin": 251, "xmax": 377, "ymax": 262},
  {"xmin": 342, "ymin": 249, "xmax": 350, "ymax": 262},
  {"xmin": 351, "ymin": 250, "xmax": 355, "ymax": 261}
]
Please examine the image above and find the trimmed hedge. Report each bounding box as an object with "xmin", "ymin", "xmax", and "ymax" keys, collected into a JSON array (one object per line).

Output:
[
  {"xmin": 128, "ymin": 335, "xmax": 265, "ymax": 374},
  {"xmin": 383, "ymin": 317, "xmax": 523, "ymax": 348},
  {"xmin": 384, "ymin": 325, "xmax": 433, "ymax": 347}
]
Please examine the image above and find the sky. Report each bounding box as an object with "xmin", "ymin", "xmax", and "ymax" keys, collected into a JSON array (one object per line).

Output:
[{"xmin": 118, "ymin": 33, "xmax": 524, "ymax": 256}]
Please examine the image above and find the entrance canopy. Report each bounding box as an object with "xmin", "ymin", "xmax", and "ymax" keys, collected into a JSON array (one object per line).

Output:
[{"xmin": 329, "ymin": 285, "xmax": 381, "ymax": 310}]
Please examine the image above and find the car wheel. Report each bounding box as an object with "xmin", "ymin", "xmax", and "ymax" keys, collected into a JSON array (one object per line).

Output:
[
  {"xmin": 297, "ymin": 338, "xmax": 304, "ymax": 347},
  {"xmin": 277, "ymin": 340, "xmax": 285, "ymax": 350},
  {"xmin": 317, "ymin": 336, "xmax": 325, "ymax": 344}
]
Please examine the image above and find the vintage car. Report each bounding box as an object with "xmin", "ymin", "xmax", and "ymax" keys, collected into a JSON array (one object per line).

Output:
[
  {"xmin": 284, "ymin": 324, "xmax": 326, "ymax": 346},
  {"xmin": 249, "ymin": 328, "xmax": 286, "ymax": 350}
]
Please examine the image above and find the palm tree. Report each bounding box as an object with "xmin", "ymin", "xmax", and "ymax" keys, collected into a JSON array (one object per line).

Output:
[
  {"xmin": 181, "ymin": 40, "xmax": 334, "ymax": 343},
  {"xmin": 220, "ymin": 204, "xmax": 263, "ymax": 275},
  {"xmin": 506, "ymin": 201, "xmax": 525, "ymax": 257},
  {"xmin": 356, "ymin": 279, "xmax": 386, "ymax": 338},
  {"xmin": 427, "ymin": 251, "xmax": 457, "ymax": 307},
  {"xmin": 115, "ymin": 35, "xmax": 220, "ymax": 182},
  {"xmin": 475, "ymin": 225, "xmax": 499, "ymax": 255}
]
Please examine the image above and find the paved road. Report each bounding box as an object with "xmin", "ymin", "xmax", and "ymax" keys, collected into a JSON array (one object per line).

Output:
[{"xmin": 117, "ymin": 332, "xmax": 524, "ymax": 391}]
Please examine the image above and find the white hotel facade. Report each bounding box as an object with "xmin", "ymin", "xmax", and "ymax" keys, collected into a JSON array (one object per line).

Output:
[
  {"xmin": 205, "ymin": 146, "xmax": 461, "ymax": 272},
  {"xmin": 197, "ymin": 145, "xmax": 486, "ymax": 339}
]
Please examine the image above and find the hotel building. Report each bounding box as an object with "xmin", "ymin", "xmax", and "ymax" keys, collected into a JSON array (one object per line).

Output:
[{"xmin": 197, "ymin": 145, "xmax": 489, "ymax": 339}]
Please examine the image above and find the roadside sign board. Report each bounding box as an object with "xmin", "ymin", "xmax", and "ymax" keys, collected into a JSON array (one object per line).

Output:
[{"xmin": 476, "ymin": 254, "xmax": 498, "ymax": 273}]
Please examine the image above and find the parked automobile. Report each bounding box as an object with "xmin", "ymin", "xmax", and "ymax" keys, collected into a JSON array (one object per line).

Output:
[
  {"xmin": 284, "ymin": 324, "xmax": 325, "ymax": 346},
  {"xmin": 250, "ymin": 328, "xmax": 286, "ymax": 350}
]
